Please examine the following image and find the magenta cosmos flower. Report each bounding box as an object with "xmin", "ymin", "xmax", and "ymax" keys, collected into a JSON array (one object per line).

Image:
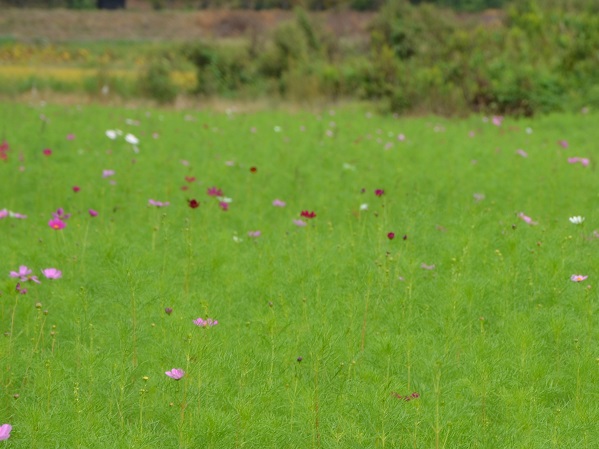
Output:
[
  {"xmin": 0, "ymin": 424, "xmax": 12, "ymax": 441},
  {"xmin": 207, "ymin": 187, "xmax": 223, "ymax": 197},
  {"xmin": 571, "ymin": 274, "xmax": 588, "ymax": 282},
  {"xmin": 165, "ymin": 369, "xmax": 185, "ymax": 380},
  {"xmin": 48, "ymin": 218, "xmax": 66, "ymax": 230},
  {"xmin": 248, "ymin": 230, "xmax": 261, "ymax": 238},
  {"xmin": 375, "ymin": 189, "xmax": 384, "ymax": 197},
  {"xmin": 89, "ymin": 209, "xmax": 98, "ymax": 217},
  {"xmin": 42, "ymin": 268, "xmax": 62, "ymax": 279},
  {"xmin": 193, "ymin": 317, "xmax": 218, "ymax": 327}
]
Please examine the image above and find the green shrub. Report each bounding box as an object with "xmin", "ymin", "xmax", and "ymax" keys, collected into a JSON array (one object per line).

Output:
[{"xmin": 139, "ymin": 57, "xmax": 178, "ymax": 104}]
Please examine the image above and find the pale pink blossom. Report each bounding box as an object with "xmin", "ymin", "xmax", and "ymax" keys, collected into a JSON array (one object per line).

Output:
[
  {"xmin": 42, "ymin": 268, "xmax": 62, "ymax": 279},
  {"xmin": 570, "ymin": 274, "xmax": 588, "ymax": 282}
]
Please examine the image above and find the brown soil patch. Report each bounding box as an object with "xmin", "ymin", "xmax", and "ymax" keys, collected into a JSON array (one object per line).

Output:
[{"xmin": 0, "ymin": 7, "xmax": 375, "ymax": 42}]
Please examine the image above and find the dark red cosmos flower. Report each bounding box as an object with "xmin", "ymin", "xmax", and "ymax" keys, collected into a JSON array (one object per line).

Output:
[
  {"xmin": 185, "ymin": 176, "xmax": 196, "ymax": 183},
  {"xmin": 188, "ymin": 199, "xmax": 199, "ymax": 209},
  {"xmin": 250, "ymin": 166, "xmax": 257, "ymax": 173},
  {"xmin": 300, "ymin": 211, "xmax": 316, "ymax": 219},
  {"xmin": 387, "ymin": 232, "xmax": 395, "ymax": 240}
]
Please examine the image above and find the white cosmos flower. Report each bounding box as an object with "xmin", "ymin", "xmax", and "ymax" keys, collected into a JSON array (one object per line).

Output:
[
  {"xmin": 125, "ymin": 133, "xmax": 139, "ymax": 145},
  {"xmin": 569, "ymin": 216, "xmax": 585, "ymax": 224},
  {"xmin": 360, "ymin": 203, "xmax": 368, "ymax": 211},
  {"xmin": 105, "ymin": 130, "xmax": 117, "ymax": 140}
]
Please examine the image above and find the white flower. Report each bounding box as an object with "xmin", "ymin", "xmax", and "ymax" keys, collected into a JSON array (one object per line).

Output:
[
  {"xmin": 125, "ymin": 133, "xmax": 139, "ymax": 145},
  {"xmin": 105, "ymin": 130, "xmax": 117, "ymax": 140},
  {"xmin": 569, "ymin": 216, "xmax": 585, "ymax": 224},
  {"xmin": 360, "ymin": 203, "xmax": 368, "ymax": 211},
  {"xmin": 218, "ymin": 197, "xmax": 233, "ymax": 204}
]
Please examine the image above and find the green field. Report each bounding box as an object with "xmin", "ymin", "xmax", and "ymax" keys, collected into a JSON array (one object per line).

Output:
[{"xmin": 1, "ymin": 102, "xmax": 599, "ymax": 448}]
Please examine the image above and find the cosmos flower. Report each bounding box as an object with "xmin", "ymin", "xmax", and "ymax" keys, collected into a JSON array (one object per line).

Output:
[
  {"xmin": 188, "ymin": 199, "xmax": 199, "ymax": 209},
  {"xmin": 48, "ymin": 218, "xmax": 66, "ymax": 230},
  {"xmin": 0, "ymin": 424, "xmax": 12, "ymax": 441},
  {"xmin": 43, "ymin": 148, "xmax": 52, "ymax": 156},
  {"xmin": 125, "ymin": 133, "xmax": 139, "ymax": 145},
  {"xmin": 165, "ymin": 369, "xmax": 185, "ymax": 380},
  {"xmin": 516, "ymin": 149, "xmax": 528, "ymax": 158},
  {"xmin": 89, "ymin": 209, "xmax": 99, "ymax": 217},
  {"xmin": 375, "ymin": 189, "xmax": 384, "ymax": 197},
  {"xmin": 272, "ymin": 199, "xmax": 286, "ymax": 207},
  {"xmin": 570, "ymin": 274, "xmax": 588, "ymax": 282},
  {"xmin": 293, "ymin": 219, "xmax": 307, "ymax": 227},
  {"xmin": 102, "ymin": 169, "xmax": 115, "ymax": 178},
  {"xmin": 387, "ymin": 232, "xmax": 395, "ymax": 240},
  {"xmin": 300, "ymin": 211, "xmax": 316, "ymax": 219},
  {"xmin": 42, "ymin": 268, "xmax": 62, "ymax": 279},
  {"xmin": 569, "ymin": 216, "xmax": 585, "ymax": 224},
  {"xmin": 148, "ymin": 199, "xmax": 170, "ymax": 207},
  {"xmin": 518, "ymin": 213, "xmax": 537, "ymax": 225},
  {"xmin": 193, "ymin": 317, "xmax": 218, "ymax": 327},
  {"xmin": 207, "ymin": 187, "xmax": 223, "ymax": 197},
  {"xmin": 10, "ymin": 265, "xmax": 40, "ymax": 283}
]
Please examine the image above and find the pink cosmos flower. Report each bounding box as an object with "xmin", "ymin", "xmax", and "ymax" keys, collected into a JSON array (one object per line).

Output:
[
  {"xmin": 66, "ymin": 134, "xmax": 75, "ymax": 140},
  {"xmin": 165, "ymin": 369, "xmax": 185, "ymax": 380},
  {"xmin": 558, "ymin": 140, "xmax": 569, "ymax": 148},
  {"xmin": 1, "ymin": 209, "xmax": 27, "ymax": 219},
  {"xmin": 48, "ymin": 218, "xmax": 66, "ymax": 230},
  {"xmin": 193, "ymin": 317, "xmax": 218, "ymax": 327},
  {"xmin": 219, "ymin": 201, "xmax": 229, "ymax": 211},
  {"xmin": 248, "ymin": 231, "xmax": 261, "ymax": 238},
  {"xmin": 421, "ymin": 263, "xmax": 436, "ymax": 270},
  {"xmin": 568, "ymin": 157, "xmax": 590, "ymax": 167},
  {"xmin": 42, "ymin": 268, "xmax": 62, "ymax": 279},
  {"xmin": 15, "ymin": 283, "xmax": 27, "ymax": 294},
  {"xmin": 272, "ymin": 199, "xmax": 286, "ymax": 207},
  {"xmin": 10, "ymin": 265, "xmax": 32, "ymax": 280},
  {"xmin": 293, "ymin": 219, "xmax": 307, "ymax": 227},
  {"xmin": 0, "ymin": 424, "xmax": 12, "ymax": 441},
  {"xmin": 492, "ymin": 116, "xmax": 503, "ymax": 126},
  {"xmin": 571, "ymin": 274, "xmax": 588, "ymax": 282},
  {"xmin": 207, "ymin": 187, "xmax": 223, "ymax": 197},
  {"xmin": 102, "ymin": 169, "xmax": 115, "ymax": 178},
  {"xmin": 43, "ymin": 148, "xmax": 52, "ymax": 156},
  {"xmin": 89, "ymin": 209, "xmax": 98, "ymax": 217},
  {"xmin": 516, "ymin": 149, "xmax": 528, "ymax": 158},
  {"xmin": 518, "ymin": 212, "xmax": 537, "ymax": 225},
  {"xmin": 148, "ymin": 199, "xmax": 170, "ymax": 207},
  {"xmin": 10, "ymin": 265, "xmax": 40, "ymax": 283}
]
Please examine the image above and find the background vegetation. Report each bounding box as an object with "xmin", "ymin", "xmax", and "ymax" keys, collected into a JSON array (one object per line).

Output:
[{"xmin": 0, "ymin": 0, "xmax": 598, "ymax": 115}]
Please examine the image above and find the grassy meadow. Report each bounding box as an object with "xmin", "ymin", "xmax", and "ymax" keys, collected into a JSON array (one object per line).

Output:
[{"xmin": 1, "ymin": 101, "xmax": 599, "ymax": 448}]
